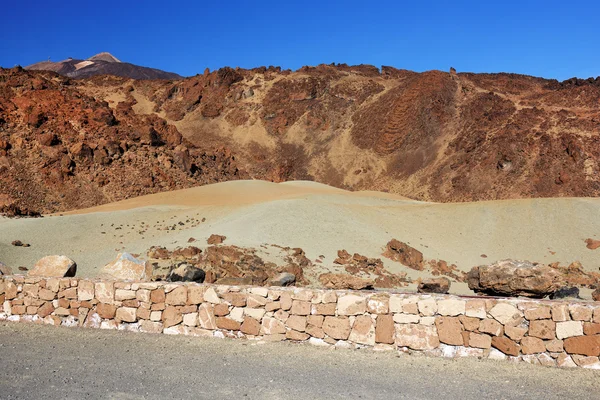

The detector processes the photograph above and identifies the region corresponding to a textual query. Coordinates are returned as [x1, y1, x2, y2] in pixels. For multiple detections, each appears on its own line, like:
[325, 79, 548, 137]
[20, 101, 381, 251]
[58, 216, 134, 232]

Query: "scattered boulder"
[467, 259, 562, 298]
[592, 288, 600, 302]
[11, 240, 30, 247]
[550, 287, 581, 300]
[168, 263, 205, 283]
[318, 273, 373, 290]
[585, 238, 600, 250]
[28, 255, 76, 277]
[100, 253, 151, 281]
[0, 262, 13, 275]
[382, 239, 424, 270]
[207, 234, 226, 245]
[418, 277, 450, 294]
[269, 272, 296, 287]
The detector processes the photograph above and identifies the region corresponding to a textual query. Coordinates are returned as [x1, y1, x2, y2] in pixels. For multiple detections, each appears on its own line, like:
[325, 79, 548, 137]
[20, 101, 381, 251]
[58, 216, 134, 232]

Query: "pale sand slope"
[1, 180, 598, 296]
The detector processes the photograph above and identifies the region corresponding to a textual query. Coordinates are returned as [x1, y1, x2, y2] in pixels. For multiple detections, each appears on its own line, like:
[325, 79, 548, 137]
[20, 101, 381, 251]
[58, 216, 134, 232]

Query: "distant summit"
[26, 52, 182, 80]
[87, 52, 121, 63]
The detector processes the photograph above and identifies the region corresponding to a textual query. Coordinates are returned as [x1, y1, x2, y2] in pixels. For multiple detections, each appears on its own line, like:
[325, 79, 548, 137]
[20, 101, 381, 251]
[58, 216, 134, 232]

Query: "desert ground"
[1, 180, 598, 297]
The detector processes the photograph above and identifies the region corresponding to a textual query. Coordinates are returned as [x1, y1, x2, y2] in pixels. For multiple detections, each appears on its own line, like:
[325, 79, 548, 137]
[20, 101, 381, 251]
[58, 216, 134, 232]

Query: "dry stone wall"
[1, 275, 599, 369]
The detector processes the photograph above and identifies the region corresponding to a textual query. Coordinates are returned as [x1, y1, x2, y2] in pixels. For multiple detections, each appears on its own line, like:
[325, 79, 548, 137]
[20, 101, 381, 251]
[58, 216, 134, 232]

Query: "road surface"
[0, 322, 598, 399]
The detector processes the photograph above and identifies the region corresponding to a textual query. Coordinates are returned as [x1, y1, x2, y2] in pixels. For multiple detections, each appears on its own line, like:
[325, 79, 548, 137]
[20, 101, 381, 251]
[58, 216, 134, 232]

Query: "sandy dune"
[1, 180, 598, 296]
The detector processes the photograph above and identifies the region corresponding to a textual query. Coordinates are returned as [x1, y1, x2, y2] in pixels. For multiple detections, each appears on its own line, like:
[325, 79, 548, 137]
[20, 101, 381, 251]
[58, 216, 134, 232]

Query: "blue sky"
[0, 0, 598, 80]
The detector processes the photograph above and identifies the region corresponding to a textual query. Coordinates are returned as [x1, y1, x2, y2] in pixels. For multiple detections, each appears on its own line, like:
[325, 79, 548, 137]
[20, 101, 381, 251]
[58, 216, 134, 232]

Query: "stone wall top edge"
[1, 274, 599, 307]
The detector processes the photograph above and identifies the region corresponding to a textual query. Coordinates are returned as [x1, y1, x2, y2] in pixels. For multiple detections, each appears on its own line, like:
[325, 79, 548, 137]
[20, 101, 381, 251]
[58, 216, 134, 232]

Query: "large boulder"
[0, 262, 13, 275]
[168, 263, 205, 283]
[467, 259, 562, 298]
[28, 255, 76, 277]
[100, 253, 151, 281]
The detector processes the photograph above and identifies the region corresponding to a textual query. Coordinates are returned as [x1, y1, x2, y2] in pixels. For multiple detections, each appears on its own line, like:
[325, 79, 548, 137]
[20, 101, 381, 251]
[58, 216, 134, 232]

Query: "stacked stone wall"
[1, 275, 599, 369]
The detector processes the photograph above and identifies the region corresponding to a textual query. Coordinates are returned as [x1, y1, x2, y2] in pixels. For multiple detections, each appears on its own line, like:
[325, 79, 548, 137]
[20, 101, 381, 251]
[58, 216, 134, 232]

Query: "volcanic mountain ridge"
[0, 63, 599, 215]
[25, 52, 182, 80]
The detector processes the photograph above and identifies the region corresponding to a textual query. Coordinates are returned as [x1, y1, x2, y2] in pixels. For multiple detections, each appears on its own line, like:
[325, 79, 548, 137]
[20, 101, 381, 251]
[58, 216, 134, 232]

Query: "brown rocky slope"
[1, 64, 599, 214]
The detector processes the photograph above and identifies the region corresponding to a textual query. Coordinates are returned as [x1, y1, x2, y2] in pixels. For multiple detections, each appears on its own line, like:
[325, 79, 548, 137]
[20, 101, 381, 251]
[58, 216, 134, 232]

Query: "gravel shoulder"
[0, 322, 598, 400]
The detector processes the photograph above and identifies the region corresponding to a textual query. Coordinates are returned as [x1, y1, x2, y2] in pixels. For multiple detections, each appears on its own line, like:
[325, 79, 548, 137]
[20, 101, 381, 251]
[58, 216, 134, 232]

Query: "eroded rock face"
[100, 253, 151, 281]
[28, 255, 76, 277]
[3, 66, 600, 215]
[467, 259, 562, 298]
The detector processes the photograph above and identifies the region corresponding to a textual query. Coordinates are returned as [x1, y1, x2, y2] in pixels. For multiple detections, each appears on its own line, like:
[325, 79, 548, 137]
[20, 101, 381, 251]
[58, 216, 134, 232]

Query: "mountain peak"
[87, 52, 121, 63]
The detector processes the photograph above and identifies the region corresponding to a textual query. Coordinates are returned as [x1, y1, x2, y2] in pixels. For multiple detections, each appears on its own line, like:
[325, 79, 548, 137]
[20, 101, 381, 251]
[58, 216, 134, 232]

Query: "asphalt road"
[0, 322, 598, 400]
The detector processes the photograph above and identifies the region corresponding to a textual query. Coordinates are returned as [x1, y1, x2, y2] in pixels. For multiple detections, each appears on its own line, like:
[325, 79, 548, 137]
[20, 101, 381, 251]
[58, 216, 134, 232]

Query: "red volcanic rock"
[585, 238, 600, 250]
[38, 133, 58, 146]
[3, 65, 600, 215]
[207, 234, 226, 245]
[383, 239, 424, 270]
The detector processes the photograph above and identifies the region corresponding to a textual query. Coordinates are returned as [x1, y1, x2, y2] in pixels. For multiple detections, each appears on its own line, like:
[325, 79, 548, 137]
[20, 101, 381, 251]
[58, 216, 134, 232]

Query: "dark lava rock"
[417, 277, 451, 294]
[168, 263, 205, 283]
[549, 287, 580, 300]
[269, 272, 296, 287]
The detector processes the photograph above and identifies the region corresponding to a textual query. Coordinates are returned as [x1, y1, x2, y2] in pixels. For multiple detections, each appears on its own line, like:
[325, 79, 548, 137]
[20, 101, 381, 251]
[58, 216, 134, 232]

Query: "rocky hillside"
[1, 64, 599, 214]
[26, 52, 182, 80]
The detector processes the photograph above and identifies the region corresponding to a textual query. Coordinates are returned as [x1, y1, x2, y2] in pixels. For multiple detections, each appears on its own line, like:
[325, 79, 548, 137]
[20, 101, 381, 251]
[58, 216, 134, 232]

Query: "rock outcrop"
[3, 66, 600, 215]
[146, 244, 308, 287]
[467, 259, 562, 298]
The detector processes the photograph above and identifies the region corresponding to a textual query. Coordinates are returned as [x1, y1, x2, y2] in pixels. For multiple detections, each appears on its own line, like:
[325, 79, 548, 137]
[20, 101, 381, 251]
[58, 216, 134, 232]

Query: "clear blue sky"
[1, 0, 598, 80]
